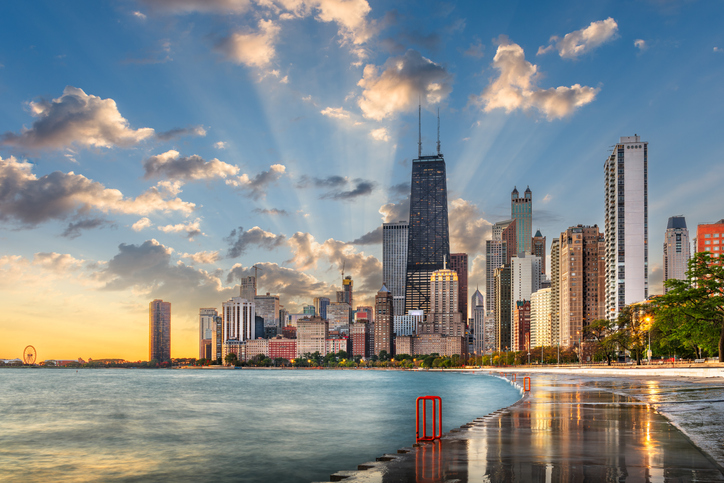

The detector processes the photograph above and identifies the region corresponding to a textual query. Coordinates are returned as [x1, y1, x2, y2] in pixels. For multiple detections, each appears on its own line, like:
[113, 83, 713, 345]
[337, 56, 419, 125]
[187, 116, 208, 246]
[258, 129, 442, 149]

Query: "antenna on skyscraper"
[436, 107, 441, 155]
[418, 100, 422, 158]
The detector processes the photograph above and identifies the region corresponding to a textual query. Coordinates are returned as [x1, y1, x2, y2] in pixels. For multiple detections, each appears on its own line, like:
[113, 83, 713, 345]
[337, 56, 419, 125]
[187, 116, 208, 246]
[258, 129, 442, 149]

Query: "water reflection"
[390, 375, 723, 482]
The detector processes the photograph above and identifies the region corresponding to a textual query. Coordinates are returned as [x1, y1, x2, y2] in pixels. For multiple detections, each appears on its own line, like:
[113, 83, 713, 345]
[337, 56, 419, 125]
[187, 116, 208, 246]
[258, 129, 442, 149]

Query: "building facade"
[351, 321, 372, 358]
[512, 300, 531, 352]
[604, 135, 649, 320]
[549, 238, 561, 348]
[199, 308, 218, 360]
[532, 230, 546, 276]
[374, 284, 394, 356]
[696, 219, 724, 265]
[383, 221, 409, 316]
[326, 302, 351, 329]
[511, 253, 541, 321]
[240, 276, 256, 302]
[471, 288, 490, 356]
[393, 310, 424, 337]
[511, 187, 532, 255]
[663, 216, 691, 291]
[494, 264, 512, 352]
[149, 299, 171, 361]
[449, 253, 468, 320]
[530, 288, 551, 348]
[313, 297, 330, 320]
[559, 225, 606, 348]
[424, 265, 463, 336]
[222, 297, 256, 343]
[296, 317, 329, 357]
[405, 154, 450, 314]
[254, 293, 280, 327]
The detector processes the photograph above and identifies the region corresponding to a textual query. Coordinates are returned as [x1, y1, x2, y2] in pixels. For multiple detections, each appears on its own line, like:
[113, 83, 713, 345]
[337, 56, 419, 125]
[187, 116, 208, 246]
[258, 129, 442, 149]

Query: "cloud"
[349, 225, 382, 245]
[537, 18, 618, 59]
[296, 175, 347, 189]
[216, 19, 280, 68]
[369, 127, 390, 142]
[225, 226, 287, 258]
[32, 252, 85, 272]
[225, 164, 286, 198]
[357, 50, 453, 120]
[181, 250, 221, 265]
[0, 155, 194, 227]
[1, 86, 154, 150]
[379, 195, 409, 223]
[143, 150, 239, 181]
[253, 207, 289, 216]
[320, 106, 352, 119]
[133, 11, 147, 19]
[226, 262, 332, 307]
[477, 37, 599, 120]
[132, 217, 153, 232]
[463, 39, 485, 59]
[214, 141, 227, 149]
[714, 47, 723, 53]
[634, 39, 647, 51]
[155, 125, 206, 141]
[286, 232, 382, 293]
[320, 178, 375, 200]
[61, 217, 109, 239]
[389, 182, 410, 197]
[158, 218, 204, 240]
[140, 0, 252, 14]
[541, 193, 552, 203]
[448, 198, 492, 255]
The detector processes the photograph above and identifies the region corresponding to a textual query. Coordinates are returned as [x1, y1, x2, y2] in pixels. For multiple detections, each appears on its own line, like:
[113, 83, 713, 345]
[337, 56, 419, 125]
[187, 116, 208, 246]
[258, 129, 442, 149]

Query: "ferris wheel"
[23, 345, 37, 365]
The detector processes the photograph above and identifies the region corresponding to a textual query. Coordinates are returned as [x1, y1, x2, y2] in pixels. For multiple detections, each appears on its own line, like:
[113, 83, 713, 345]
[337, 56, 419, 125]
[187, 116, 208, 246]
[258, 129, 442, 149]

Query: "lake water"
[0, 368, 520, 482]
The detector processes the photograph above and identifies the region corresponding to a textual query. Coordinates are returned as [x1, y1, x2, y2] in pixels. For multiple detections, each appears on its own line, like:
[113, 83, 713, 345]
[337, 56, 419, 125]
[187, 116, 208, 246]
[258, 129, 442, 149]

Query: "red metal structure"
[416, 396, 442, 442]
[524, 376, 531, 391]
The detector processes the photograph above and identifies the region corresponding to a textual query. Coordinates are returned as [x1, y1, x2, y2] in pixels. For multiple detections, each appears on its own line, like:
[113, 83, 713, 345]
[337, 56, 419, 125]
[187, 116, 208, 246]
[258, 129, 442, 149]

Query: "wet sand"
[323, 373, 724, 482]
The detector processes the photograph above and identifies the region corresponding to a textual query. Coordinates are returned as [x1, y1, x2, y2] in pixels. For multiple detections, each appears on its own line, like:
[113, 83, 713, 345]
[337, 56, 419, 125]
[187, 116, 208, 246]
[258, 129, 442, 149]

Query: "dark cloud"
[399, 31, 440, 50]
[226, 164, 286, 199]
[226, 262, 330, 298]
[349, 225, 383, 245]
[296, 175, 348, 189]
[154, 125, 206, 141]
[321, 179, 375, 201]
[142, 151, 238, 181]
[390, 182, 410, 197]
[253, 208, 289, 216]
[225, 226, 286, 259]
[61, 218, 110, 239]
[0, 86, 153, 150]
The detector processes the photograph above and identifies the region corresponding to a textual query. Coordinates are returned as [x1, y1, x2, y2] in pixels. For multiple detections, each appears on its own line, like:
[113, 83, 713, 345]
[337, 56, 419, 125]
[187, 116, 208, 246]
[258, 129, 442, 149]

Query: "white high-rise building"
[663, 216, 690, 292]
[383, 221, 408, 316]
[530, 288, 551, 348]
[222, 297, 256, 343]
[605, 135, 649, 319]
[393, 310, 424, 336]
[240, 276, 256, 301]
[199, 308, 218, 359]
[511, 253, 541, 313]
[254, 293, 280, 327]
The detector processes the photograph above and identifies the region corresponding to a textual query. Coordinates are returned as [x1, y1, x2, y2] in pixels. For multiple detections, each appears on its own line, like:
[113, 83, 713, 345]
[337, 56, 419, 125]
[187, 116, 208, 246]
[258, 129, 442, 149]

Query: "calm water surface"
[0, 368, 519, 482]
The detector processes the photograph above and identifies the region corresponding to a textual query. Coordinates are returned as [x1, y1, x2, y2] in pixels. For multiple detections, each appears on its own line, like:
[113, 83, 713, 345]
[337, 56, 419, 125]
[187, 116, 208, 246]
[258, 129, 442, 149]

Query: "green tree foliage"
[224, 353, 237, 366]
[653, 252, 724, 362]
[584, 319, 620, 365]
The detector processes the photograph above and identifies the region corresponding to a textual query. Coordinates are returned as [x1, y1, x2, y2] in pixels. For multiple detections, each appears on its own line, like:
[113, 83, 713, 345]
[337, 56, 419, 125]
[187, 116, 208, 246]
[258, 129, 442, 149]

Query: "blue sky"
[1, 0, 723, 359]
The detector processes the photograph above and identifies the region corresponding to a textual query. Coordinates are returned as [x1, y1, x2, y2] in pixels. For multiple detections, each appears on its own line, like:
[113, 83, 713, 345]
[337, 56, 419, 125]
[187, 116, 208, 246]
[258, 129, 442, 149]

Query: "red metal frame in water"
[524, 376, 531, 391]
[415, 396, 442, 442]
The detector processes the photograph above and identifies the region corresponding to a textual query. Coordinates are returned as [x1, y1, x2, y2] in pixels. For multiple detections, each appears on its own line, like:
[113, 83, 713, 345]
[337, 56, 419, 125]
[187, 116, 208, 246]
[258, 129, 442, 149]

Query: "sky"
[1, 0, 723, 361]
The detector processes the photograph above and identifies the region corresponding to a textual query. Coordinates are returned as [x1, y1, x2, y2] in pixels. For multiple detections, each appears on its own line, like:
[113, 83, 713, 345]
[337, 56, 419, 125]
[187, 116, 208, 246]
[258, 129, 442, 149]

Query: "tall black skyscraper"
[404, 109, 450, 314]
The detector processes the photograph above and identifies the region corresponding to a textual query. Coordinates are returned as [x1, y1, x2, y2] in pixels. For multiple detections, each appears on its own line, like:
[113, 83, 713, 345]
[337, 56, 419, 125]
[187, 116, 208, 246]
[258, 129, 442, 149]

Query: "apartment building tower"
[149, 299, 171, 361]
[383, 221, 409, 316]
[663, 216, 690, 291]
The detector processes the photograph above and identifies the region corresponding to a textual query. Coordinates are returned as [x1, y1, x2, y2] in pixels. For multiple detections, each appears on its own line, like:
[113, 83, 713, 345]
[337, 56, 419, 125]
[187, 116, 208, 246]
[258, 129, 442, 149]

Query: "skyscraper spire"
[437, 107, 441, 155]
[418, 100, 422, 158]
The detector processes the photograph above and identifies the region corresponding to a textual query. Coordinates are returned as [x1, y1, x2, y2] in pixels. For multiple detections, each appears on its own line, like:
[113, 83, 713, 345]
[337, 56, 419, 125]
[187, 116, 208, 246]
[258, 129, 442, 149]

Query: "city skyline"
[1, 1, 724, 360]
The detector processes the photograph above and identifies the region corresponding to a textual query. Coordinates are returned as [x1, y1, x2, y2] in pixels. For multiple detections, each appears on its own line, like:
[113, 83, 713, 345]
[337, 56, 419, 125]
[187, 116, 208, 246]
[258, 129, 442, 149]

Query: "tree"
[584, 319, 619, 365]
[224, 353, 238, 366]
[653, 252, 724, 362]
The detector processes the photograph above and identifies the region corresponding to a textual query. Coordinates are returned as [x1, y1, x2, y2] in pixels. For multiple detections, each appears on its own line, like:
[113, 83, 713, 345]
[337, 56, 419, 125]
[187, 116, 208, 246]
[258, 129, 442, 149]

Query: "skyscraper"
[486, 219, 515, 313]
[254, 293, 280, 327]
[559, 225, 605, 347]
[530, 288, 551, 348]
[664, 216, 691, 291]
[149, 299, 171, 361]
[550, 238, 561, 348]
[511, 253, 541, 316]
[313, 297, 330, 320]
[605, 135, 649, 319]
[449, 253, 468, 320]
[336, 276, 353, 308]
[511, 187, 532, 254]
[199, 308, 218, 360]
[240, 276, 256, 301]
[383, 221, 408, 316]
[405, 152, 450, 314]
[374, 284, 394, 356]
[494, 264, 511, 352]
[532, 230, 546, 276]
[222, 297, 256, 342]
[423, 264, 464, 337]
[471, 288, 489, 356]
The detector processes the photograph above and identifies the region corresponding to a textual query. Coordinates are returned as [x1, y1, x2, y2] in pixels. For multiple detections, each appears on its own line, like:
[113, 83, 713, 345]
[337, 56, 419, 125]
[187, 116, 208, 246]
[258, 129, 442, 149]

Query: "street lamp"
[645, 315, 653, 365]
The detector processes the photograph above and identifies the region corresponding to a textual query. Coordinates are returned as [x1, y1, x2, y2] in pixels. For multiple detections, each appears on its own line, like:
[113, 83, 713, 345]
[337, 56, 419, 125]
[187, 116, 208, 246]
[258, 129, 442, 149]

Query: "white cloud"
[143, 150, 239, 181]
[216, 19, 280, 68]
[132, 217, 153, 232]
[181, 250, 221, 264]
[357, 50, 453, 120]
[226, 164, 286, 199]
[478, 38, 599, 120]
[140, 0, 252, 14]
[538, 18, 618, 59]
[320, 106, 351, 119]
[369, 127, 390, 142]
[0, 155, 194, 227]
[542, 194, 552, 203]
[158, 218, 204, 240]
[634, 39, 647, 51]
[714, 47, 723, 53]
[0, 86, 154, 150]
[133, 11, 147, 19]
[32, 252, 85, 272]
